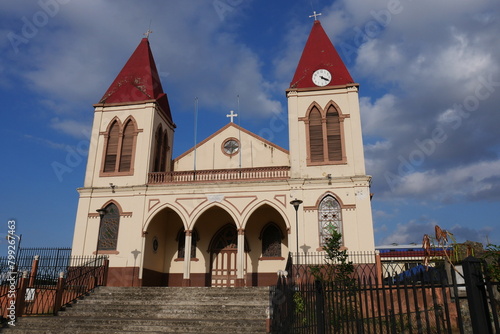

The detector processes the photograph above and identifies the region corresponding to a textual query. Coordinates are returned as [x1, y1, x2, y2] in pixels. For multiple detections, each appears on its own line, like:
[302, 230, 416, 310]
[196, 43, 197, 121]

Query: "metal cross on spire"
[226, 110, 238, 123]
[309, 11, 322, 20]
[144, 29, 153, 39]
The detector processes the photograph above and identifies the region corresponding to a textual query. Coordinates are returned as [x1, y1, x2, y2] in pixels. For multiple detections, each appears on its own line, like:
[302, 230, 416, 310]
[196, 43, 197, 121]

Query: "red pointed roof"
[98, 38, 172, 121]
[290, 20, 354, 89]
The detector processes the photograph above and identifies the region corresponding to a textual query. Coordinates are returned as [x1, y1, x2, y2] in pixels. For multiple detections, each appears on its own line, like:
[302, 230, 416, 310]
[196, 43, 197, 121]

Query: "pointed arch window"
[103, 121, 120, 172]
[160, 131, 168, 172]
[98, 203, 120, 250]
[306, 103, 345, 164]
[102, 117, 138, 175]
[152, 125, 169, 172]
[318, 196, 342, 246]
[260, 223, 283, 257]
[119, 120, 135, 172]
[308, 106, 324, 162]
[153, 125, 163, 172]
[326, 105, 342, 161]
[177, 229, 198, 259]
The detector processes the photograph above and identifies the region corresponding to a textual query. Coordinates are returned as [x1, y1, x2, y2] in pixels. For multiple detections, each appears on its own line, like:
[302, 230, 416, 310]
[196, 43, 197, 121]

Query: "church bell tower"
[83, 37, 175, 189]
[287, 18, 375, 252]
[287, 19, 366, 180]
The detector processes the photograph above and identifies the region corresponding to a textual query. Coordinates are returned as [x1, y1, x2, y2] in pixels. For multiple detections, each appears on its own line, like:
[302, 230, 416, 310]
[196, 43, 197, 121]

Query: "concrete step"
[93, 287, 269, 297]
[2, 319, 266, 334]
[1, 317, 267, 333]
[2, 286, 270, 333]
[59, 304, 266, 319]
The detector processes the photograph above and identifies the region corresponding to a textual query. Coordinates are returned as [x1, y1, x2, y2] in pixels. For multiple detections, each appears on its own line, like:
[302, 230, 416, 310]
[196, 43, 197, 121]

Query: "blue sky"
[1, 0, 499, 254]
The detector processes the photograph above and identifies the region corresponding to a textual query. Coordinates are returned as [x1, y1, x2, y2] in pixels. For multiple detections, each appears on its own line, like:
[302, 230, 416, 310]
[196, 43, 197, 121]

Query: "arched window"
[261, 223, 282, 257]
[98, 203, 120, 250]
[318, 196, 342, 246]
[103, 121, 120, 172]
[307, 103, 344, 164]
[160, 131, 168, 172]
[152, 126, 169, 172]
[308, 106, 324, 162]
[102, 118, 137, 174]
[153, 125, 163, 172]
[177, 229, 198, 259]
[326, 105, 342, 161]
[119, 120, 135, 172]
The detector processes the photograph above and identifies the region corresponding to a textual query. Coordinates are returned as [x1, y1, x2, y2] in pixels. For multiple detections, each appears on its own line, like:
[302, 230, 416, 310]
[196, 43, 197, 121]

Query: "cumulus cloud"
[23, 134, 66, 151]
[379, 219, 436, 246]
[50, 118, 91, 140]
[380, 160, 500, 203]
[338, 0, 500, 207]
[379, 219, 492, 246]
[2, 1, 283, 124]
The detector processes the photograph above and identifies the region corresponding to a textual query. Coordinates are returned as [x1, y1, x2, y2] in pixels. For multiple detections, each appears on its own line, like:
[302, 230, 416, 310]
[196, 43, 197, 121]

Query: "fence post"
[462, 256, 493, 334]
[315, 280, 326, 334]
[15, 271, 29, 318]
[53, 272, 66, 315]
[375, 252, 382, 286]
[28, 255, 39, 287]
[102, 258, 109, 286]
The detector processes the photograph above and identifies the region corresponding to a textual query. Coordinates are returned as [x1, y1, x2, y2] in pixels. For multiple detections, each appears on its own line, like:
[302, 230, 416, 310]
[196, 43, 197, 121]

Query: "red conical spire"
[290, 20, 354, 89]
[98, 38, 172, 121]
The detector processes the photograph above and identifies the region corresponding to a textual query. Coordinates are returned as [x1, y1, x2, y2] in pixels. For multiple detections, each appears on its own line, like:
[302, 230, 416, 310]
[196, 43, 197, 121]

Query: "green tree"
[483, 244, 500, 283]
[310, 223, 355, 286]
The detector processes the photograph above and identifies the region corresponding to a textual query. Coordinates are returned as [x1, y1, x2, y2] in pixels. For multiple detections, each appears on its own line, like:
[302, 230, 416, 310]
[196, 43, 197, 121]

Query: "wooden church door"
[209, 225, 240, 287]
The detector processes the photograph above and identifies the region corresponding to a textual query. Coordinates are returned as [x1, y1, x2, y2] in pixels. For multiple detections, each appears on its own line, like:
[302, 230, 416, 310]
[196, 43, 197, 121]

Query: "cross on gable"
[226, 110, 238, 123]
[309, 11, 322, 20]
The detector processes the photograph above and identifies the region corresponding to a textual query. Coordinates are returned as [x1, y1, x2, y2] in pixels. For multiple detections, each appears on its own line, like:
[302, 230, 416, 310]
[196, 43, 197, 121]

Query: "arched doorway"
[142, 207, 184, 286]
[209, 224, 246, 287]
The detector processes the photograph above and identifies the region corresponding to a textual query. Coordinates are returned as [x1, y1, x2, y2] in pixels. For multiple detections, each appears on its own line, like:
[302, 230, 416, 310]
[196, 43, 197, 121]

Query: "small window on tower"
[101, 117, 138, 175]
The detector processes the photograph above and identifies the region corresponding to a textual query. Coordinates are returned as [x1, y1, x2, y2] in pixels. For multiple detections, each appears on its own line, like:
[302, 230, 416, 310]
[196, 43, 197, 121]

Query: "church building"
[70, 19, 375, 287]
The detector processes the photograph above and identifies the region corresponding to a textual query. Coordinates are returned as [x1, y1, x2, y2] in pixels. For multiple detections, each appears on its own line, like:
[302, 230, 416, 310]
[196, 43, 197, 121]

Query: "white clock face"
[312, 69, 332, 87]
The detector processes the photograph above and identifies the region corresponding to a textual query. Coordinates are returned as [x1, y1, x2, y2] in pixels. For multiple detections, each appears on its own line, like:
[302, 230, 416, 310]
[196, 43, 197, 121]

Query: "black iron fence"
[270, 253, 500, 333]
[17, 247, 72, 261]
[0, 252, 108, 322]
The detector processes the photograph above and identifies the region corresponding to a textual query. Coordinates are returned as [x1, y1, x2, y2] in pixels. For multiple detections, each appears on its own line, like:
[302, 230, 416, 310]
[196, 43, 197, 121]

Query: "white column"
[237, 229, 245, 282]
[183, 230, 192, 280]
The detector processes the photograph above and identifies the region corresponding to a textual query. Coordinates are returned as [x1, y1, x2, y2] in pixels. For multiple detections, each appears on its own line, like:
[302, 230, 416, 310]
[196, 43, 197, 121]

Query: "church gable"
[173, 123, 289, 171]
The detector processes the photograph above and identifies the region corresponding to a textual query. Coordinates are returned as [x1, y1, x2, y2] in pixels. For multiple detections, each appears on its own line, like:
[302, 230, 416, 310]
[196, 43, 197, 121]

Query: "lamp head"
[290, 199, 303, 211]
[96, 208, 107, 219]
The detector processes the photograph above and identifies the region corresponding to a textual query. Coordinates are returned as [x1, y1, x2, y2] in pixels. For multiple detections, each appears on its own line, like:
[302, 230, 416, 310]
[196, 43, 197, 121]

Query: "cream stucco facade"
[71, 21, 375, 287]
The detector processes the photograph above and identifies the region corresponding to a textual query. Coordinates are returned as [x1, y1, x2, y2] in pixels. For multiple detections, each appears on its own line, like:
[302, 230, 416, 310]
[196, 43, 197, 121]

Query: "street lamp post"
[95, 208, 107, 263]
[290, 199, 303, 254]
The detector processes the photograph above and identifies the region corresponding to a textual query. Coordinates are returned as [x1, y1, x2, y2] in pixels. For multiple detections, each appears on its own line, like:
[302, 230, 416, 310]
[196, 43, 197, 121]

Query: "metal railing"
[148, 166, 290, 184]
[0, 254, 108, 321]
[270, 252, 500, 334]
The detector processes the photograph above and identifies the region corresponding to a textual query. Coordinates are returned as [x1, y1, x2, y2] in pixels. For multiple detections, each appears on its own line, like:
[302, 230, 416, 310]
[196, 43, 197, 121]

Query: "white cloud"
[23, 134, 66, 151]
[382, 160, 500, 203]
[50, 118, 91, 140]
[379, 220, 436, 245]
[337, 0, 500, 209]
[359, 94, 398, 136]
[3, 1, 283, 124]
[380, 219, 493, 246]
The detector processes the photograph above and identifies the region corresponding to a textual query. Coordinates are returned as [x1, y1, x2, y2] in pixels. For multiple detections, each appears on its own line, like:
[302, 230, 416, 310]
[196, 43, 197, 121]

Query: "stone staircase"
[1, 286, 270, 333]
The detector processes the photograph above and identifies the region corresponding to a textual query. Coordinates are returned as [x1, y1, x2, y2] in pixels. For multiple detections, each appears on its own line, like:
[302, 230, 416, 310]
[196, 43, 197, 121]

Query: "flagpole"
[237, 95, 242, 169]
[194, 97, 198, 173]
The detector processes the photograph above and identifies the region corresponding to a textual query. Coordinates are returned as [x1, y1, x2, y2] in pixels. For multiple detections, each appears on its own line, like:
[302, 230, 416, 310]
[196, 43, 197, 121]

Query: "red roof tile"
[99, 38, 172, 121]
[290, 20, 354, 89]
